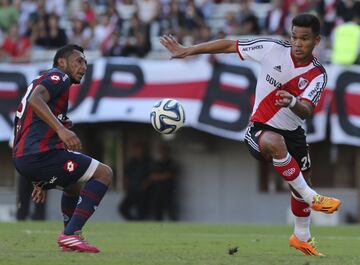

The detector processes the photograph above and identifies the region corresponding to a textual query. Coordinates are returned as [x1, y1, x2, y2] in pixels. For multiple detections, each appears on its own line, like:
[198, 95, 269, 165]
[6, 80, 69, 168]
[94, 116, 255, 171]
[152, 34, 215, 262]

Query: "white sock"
[294, 216, 311, 242]
[288, 174, 317, 205]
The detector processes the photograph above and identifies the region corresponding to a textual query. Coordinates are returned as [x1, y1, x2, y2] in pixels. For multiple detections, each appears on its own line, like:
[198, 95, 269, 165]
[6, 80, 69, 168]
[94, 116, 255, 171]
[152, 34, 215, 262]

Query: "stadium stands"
[1, 0, 358, 64]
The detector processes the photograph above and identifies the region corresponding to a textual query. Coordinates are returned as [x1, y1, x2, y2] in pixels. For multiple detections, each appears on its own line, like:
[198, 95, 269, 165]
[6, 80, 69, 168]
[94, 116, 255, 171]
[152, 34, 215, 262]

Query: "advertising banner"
[0, 57, 359, 145]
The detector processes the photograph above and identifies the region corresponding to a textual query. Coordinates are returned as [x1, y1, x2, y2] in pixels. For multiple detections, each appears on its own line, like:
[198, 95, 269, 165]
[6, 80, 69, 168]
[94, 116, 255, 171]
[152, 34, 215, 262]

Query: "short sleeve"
[237, 38, 278, 63]
[39, 72, 70, 100]
[301, 72, 327, 107]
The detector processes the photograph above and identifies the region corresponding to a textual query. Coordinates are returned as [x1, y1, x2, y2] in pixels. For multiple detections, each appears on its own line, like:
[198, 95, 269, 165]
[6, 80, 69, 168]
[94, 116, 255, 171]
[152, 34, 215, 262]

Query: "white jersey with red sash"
[237, 38, 327, 131]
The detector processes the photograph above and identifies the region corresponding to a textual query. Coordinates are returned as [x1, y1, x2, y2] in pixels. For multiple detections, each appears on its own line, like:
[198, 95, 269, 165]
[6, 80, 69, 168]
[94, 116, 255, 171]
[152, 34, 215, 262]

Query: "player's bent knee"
[92, 163, 113, 186]
[104, 164, 113, 180]
[102, 164, 113, 184]
[260, 131, 286, 154]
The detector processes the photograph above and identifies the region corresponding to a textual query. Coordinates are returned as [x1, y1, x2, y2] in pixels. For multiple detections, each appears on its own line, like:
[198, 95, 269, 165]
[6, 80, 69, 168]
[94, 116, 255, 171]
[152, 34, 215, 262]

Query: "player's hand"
[56, 127, 82, 151]
[31, 185, 47, 203]
[160, 35, 189, 59]
[275, 90, 294, 108]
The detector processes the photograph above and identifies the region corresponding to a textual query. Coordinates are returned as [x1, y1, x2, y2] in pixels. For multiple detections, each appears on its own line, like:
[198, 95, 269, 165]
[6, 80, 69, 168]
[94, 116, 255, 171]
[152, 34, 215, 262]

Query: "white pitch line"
[21, 230, 360, 241]
[23, 229, 57, 235]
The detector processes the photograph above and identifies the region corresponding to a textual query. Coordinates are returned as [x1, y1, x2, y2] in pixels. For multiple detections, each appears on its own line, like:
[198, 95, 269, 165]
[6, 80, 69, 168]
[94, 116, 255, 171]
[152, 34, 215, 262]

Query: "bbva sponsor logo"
[266, 74, 282, 88]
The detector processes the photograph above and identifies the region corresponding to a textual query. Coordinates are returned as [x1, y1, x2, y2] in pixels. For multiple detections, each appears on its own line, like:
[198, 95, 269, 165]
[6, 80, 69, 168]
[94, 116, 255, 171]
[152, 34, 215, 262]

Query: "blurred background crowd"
[0, 0, 360, 64]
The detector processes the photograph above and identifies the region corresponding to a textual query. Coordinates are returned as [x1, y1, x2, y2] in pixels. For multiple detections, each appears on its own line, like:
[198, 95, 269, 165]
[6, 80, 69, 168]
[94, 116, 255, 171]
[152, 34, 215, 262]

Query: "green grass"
[0, 222, 359, 265]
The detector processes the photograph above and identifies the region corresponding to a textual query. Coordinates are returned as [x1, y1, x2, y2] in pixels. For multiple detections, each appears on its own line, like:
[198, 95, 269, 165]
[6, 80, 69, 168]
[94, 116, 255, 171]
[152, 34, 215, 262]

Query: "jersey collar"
[290, 51, 314, 68]
[54, 67, 71, 83]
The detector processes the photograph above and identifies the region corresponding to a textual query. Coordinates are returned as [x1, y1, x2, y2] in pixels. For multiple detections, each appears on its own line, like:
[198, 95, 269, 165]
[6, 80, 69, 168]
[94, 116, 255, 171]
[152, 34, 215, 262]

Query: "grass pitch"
[0, 222, 359, 265]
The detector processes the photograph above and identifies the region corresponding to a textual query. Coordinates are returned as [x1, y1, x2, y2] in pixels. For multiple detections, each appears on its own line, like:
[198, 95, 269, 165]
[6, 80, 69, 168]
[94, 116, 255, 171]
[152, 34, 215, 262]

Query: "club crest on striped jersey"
[298, 77, 309, 90]
[49, 74, 61, 84]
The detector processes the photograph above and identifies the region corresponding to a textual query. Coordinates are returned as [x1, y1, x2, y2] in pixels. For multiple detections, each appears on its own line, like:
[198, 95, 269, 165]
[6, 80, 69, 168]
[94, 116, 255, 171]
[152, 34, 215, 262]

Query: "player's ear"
[57, 58, 67, 69]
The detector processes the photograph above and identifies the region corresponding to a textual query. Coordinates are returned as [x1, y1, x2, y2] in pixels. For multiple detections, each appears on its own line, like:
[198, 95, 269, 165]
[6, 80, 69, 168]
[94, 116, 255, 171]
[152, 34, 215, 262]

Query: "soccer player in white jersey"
[160, 13, 341, 256]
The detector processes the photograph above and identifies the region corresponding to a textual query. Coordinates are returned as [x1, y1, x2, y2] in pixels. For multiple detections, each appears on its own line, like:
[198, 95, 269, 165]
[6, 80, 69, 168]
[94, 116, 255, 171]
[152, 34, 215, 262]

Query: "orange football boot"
[289, 234, 325, 257]
[311, 194, 341, 214]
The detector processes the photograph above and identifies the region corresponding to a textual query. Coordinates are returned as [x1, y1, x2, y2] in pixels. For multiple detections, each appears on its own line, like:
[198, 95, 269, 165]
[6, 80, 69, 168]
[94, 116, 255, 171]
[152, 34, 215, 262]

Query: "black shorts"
[244, 122, 311, 171]
[14, 149, 99, 190]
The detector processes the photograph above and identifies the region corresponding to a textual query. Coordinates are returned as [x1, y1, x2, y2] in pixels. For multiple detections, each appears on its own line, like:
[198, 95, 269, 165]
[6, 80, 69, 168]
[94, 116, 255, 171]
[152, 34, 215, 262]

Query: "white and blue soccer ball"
[150, 98, 185, 134]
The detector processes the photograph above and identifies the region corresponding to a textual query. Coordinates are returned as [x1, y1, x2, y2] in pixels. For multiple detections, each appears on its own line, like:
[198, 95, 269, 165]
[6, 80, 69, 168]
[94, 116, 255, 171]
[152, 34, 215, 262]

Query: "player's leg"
[58, 161, 112, 253]
[286, 141, 312, 246]
[259, 131, 340, 212]
[63, 162, 112, 235]
[14, 149, 110, 252]
[288, 169, 324, 256]
[260, 132, 334, 256]
[46, 150, 112, 252]
[283, 135, 334, 256]
[61, 183, 82, 228]
[290, 169, 312, 242]
[259, 130, 317, 204]
[291, 192, 311, 241]
[245, 124, 315, 205]
[245, 123, 339, 256]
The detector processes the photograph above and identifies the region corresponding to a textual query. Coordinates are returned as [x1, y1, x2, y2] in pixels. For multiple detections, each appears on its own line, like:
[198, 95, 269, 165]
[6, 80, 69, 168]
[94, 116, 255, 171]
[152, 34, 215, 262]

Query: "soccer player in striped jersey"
[160, 13, 341, 256]
[13, 45, 112, 253]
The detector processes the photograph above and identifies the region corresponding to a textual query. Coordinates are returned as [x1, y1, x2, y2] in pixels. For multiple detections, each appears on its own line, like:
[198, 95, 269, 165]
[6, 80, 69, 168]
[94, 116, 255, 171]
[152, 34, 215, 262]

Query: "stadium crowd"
[0, 0, 359, 64]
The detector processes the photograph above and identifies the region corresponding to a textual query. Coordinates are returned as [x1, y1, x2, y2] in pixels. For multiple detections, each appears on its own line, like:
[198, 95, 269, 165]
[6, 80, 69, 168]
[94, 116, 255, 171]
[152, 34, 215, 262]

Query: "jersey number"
[300, 153, 311, 171]
[16, 83, 33, 119]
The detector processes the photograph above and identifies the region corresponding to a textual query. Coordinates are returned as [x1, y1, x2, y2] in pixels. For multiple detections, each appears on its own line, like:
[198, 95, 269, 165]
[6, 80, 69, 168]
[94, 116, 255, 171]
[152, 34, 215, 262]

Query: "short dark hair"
[292, 13, 320, 36]
[53, 44, 84, 67]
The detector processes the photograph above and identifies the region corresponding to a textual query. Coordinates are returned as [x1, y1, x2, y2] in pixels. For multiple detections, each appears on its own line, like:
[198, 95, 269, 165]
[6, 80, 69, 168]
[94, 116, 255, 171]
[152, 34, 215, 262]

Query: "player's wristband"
[288, 95, 297, 108]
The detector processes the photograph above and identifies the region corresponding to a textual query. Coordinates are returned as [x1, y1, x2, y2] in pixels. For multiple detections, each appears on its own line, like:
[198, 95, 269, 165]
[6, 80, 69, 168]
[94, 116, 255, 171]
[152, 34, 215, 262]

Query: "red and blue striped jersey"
[13, 68, 71, 158]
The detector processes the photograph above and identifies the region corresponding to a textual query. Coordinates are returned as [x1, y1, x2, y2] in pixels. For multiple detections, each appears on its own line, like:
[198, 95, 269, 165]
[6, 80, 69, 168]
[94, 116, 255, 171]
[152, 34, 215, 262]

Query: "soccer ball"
[150, 98, 185, 134]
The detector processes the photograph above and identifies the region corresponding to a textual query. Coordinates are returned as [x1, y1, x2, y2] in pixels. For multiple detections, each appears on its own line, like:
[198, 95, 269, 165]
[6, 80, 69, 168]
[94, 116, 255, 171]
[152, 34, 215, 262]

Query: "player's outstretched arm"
[28, 85, 82, 151]
[160, 35, 237, 59]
